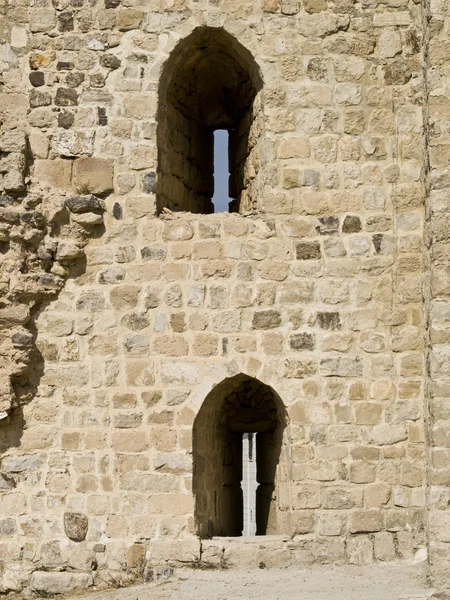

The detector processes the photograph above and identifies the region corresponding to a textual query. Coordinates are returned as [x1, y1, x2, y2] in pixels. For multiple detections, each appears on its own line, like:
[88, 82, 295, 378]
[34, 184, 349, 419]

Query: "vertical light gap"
[212, 129, 231, 213]
[242, 433, 257, 536]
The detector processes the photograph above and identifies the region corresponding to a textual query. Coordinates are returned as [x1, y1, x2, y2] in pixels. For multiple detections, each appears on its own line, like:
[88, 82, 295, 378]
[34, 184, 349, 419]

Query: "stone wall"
[0, 0, 445, 594]
[425, 0, 450, 590]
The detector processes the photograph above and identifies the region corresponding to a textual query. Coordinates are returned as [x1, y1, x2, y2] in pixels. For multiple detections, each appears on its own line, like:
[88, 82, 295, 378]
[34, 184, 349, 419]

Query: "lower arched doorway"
[193, 374, 290, 538]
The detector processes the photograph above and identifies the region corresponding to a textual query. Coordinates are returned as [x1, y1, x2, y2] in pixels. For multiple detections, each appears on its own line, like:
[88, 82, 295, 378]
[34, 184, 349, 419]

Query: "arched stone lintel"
[185, 359, 286, 422]
[158, 22, 264, 86]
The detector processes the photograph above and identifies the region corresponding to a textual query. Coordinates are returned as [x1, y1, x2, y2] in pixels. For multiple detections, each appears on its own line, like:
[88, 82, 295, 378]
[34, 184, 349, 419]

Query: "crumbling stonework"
[0, 0, 448, 595]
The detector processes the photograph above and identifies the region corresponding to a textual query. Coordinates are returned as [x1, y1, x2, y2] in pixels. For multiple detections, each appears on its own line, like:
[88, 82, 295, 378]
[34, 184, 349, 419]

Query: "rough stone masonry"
[0, 0, 450, 595]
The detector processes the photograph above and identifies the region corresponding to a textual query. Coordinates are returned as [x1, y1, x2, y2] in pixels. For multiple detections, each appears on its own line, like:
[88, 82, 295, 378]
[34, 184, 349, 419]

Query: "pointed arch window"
[193, 375, 290, 538]
[156, 27, 263, 215]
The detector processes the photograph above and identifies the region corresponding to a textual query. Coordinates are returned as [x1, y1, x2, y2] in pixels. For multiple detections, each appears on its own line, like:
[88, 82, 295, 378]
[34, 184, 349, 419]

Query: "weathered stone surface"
[0, 517, 16, 537]
[296, 242, 321, 260]
[55, 88, 78, 106]
[29, 572, 93, 594]
[64, 512, 88, 542]
[252, 310, 282, 330]
[34, 159, 72, 188]
[51, 130, 94, 157]
[1, 455, 45, 473]
[65, 195, 106, 214]
[73, 158, 114, 195]
[0, 473, 16, 490]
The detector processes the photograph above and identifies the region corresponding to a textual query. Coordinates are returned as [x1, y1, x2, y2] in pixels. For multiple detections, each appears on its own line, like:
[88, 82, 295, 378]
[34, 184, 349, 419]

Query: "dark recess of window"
[156, 27, 262, 215]
[193, 374, 288, 538]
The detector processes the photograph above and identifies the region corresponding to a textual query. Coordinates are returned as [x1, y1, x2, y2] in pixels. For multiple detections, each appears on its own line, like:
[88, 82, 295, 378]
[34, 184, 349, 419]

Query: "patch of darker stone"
[129, 53, 148, 63]
[90, 73, 106, 88]
[0, 518, 16, 537]
[0, 196, 15, 207]
[322, 109, 339, 133]
[66, 72, 85, 88]
[342, 215, 361, 233]
[100, 54, 121, 70]
[143, 172, 156, 194]
[57, 61, 74, 71]
[317, 312, 341, 330]
[105, 0, 121, 6]
[405, 28, 421, 54]
[99, 268, 124, 284]
[171, 313, 185, 333]
[430, 19, 443, 37]
[58, 11, 74, 31]
[307, 57, 328, 82]
[12, 331, 33, 348]
[252, 310, 282, 330]
[142, 391, 162, 407]
[222, 337, 228, 355]
[76, 291, 105, 311]
[64, 512, 88, 542]
[121, 313, 150, 331]
[113, 202, 122, 220]
[144, 291, 160, 310]
[145, 567, 173, 584]
[98, 107, 108, 126]
[289, 333, 315, 351]
[0, 473, 16, 491]
[309, 425, 326, 445]
[141, 246, 167, 261]
[55, 88, 78, 106]
[296, 241, 321, 260]
[29, 71, 45, 87]
[372, 234, 383, 254]
[21, 211, 45, 228]
[39, 273, 65, 291]
[29, 90, 51, 108]
[263, 220, 276, 235]
[65, 195, 106, 214]
[58, 111, 74, 129]
[303, 169, 320, 188]
[316, 216, 339, 235]
[384, 60, 412, 86]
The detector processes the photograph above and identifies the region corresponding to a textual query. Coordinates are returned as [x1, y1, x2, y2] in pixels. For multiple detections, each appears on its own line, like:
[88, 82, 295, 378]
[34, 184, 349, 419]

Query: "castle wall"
[0, 0, 442, 593]
[425, 0, 450, 589]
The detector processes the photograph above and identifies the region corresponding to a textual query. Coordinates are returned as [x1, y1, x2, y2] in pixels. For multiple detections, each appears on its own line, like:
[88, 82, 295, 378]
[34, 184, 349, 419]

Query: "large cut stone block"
[34, 159, 72, 189]
[30, 572, 93, 595]
[73, 158, 114, 195]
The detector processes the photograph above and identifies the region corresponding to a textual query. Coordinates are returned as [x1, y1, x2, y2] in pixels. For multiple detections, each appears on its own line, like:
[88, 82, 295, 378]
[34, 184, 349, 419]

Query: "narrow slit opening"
[242, 432, 257, 536]
[212, 129, 232, 213]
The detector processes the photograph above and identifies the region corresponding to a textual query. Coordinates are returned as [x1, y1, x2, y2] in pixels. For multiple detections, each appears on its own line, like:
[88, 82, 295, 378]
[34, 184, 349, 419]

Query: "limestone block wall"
[0, 0, 443, 593]
[425, 0, 450, 589]
[2, 208, 429, 583]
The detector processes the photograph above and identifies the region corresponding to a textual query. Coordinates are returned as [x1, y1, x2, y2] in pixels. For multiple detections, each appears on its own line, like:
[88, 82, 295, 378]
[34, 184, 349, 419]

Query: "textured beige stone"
[0, 0, 442, 589]
[73, 158, 114, 195]
[34, 159, 72, 189]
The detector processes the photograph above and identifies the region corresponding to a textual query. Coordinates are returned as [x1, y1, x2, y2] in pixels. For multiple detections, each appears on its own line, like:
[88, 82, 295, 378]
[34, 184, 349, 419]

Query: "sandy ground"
[67, 563, 434, 600]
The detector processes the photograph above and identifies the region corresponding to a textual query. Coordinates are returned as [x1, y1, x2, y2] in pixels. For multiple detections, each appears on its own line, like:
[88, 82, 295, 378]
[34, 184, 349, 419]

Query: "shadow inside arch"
[192, 373, 290, 539]
[156, 26, 264, 215]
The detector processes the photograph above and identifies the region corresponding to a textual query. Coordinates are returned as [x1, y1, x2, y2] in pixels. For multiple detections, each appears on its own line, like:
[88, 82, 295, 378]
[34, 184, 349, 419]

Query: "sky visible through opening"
[212, 129, 231, 213]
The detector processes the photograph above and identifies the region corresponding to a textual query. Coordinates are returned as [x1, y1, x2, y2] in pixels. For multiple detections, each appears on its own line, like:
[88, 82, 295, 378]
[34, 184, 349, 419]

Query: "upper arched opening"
[156, 27, 263, 215]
